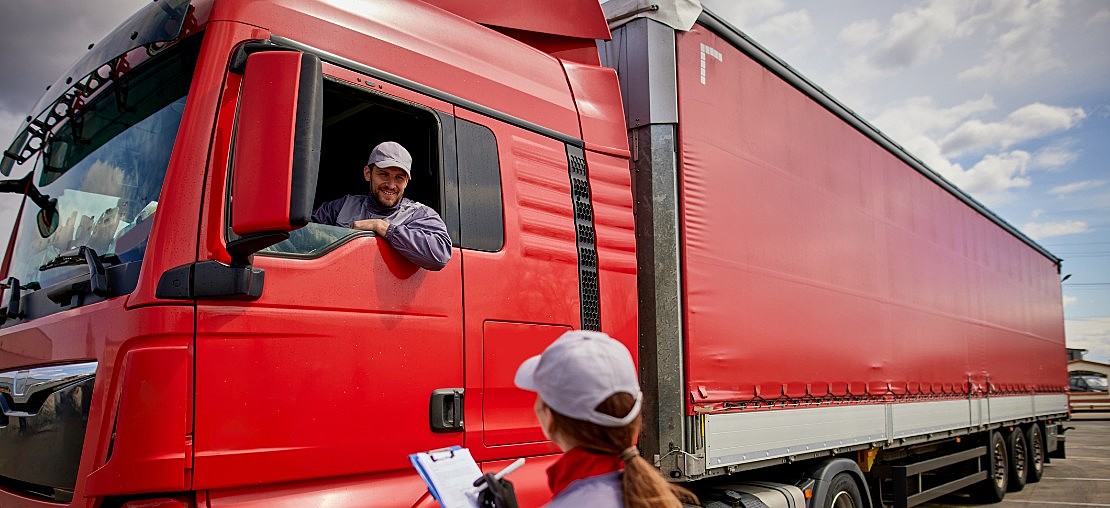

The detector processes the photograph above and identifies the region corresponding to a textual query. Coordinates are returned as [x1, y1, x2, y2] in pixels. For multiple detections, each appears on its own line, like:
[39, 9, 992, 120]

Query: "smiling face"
[364, 164, 409, 207]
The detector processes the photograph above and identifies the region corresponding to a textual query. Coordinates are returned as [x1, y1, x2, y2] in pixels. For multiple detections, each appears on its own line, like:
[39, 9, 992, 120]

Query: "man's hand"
[352, 218, 390, 236]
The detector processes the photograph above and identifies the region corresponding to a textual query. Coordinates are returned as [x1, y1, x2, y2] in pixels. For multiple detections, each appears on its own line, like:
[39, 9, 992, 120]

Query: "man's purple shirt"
[312, 194, 452, 270]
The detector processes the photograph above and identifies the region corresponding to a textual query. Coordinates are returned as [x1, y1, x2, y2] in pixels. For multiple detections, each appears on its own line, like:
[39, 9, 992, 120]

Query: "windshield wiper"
[39, 246, 119, 306]
[39, 247, 120, 272]
[1, 277, 40, 324]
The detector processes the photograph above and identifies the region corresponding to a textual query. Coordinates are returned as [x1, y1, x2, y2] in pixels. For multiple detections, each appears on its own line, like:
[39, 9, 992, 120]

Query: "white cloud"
[1063, 295, 1078, 307]
[838, 19, 881, 48]
[1066, 317, 1110, 364]
[959, 0, 1066, 83]
[940, 103, 1086, 157]
[1021, 219, 1091, 240]
[953, 150, 1034, 196]
[1050, 180, 1107, 197]
[874, 95, 995, 146]
[751, 10, 813, 44]
[1085, 9, 1110, 28]
[869, 1, 977, 70]
[1032, 144, 1080, 169]
[701, 0, 786, 28]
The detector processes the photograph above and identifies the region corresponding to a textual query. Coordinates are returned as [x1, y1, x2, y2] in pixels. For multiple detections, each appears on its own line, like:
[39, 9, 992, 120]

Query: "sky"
[1, 0, 1108, 363]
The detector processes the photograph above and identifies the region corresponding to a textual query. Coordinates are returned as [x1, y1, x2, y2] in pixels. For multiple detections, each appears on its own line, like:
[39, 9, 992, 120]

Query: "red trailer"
[603, 7, 1068, 505]
[0, 1, 1067, 507]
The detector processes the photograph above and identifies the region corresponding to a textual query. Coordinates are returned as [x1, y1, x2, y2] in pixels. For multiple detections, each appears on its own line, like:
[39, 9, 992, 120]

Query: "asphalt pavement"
[923, 412, 1110, 508]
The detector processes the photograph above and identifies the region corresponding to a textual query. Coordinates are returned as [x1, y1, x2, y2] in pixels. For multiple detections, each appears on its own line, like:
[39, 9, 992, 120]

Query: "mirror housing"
[228, 49, 322, 263]
[36, 205, 59, 238]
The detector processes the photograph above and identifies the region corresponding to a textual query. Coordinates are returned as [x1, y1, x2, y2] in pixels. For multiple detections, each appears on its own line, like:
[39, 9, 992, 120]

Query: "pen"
[471, 457, 526, 491]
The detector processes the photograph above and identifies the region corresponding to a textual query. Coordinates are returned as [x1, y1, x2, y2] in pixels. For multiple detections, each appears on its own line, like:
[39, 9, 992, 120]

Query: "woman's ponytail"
[621, 449, 696, 508]
[546, 394, 698, 508]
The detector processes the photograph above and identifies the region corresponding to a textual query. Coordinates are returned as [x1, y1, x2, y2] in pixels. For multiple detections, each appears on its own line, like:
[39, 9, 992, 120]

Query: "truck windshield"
[4, 38, 198, 293]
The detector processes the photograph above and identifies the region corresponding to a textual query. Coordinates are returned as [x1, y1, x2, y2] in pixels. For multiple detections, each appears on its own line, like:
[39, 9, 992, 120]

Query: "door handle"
[430, 388, 464, 432]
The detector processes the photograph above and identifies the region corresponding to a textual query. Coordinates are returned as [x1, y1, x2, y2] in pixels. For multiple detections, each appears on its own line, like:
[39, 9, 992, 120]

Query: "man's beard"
[373, 185, 402, 207]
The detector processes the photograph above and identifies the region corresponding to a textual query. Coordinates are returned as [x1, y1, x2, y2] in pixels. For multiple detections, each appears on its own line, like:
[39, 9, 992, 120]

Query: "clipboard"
[409, 446, 483, 508]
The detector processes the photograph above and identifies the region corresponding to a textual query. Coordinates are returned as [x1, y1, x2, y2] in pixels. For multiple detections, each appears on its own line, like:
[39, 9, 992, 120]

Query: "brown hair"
[545, 393, 698, 508]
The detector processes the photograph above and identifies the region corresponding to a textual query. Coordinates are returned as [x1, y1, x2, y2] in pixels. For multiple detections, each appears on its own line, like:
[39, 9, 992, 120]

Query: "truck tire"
[1007, 427, 1028, 492]
[970, 430, 1008, 502]
[1025, 424, 1045, 484]
[823, 473, 863, 508]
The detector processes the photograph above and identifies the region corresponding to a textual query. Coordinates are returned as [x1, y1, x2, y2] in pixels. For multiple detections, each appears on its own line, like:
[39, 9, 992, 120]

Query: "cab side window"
[456, 119, 502, 252]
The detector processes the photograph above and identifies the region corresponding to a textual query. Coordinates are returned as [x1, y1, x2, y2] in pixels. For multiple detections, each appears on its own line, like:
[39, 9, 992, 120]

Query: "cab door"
[452, 109, 583, 461]
[192, 62, 464, 491]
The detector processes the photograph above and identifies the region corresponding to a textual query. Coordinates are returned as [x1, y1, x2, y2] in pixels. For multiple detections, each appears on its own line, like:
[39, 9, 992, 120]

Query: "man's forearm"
[352, 218, 390, 236]
[384, 224, 452, 270]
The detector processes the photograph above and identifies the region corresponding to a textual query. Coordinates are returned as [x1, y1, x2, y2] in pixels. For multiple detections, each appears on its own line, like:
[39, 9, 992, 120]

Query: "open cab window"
[259, 78, 451, 257]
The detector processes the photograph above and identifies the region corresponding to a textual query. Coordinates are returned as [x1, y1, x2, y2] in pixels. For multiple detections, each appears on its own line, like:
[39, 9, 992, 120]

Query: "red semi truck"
[0, 1, 1068, 507]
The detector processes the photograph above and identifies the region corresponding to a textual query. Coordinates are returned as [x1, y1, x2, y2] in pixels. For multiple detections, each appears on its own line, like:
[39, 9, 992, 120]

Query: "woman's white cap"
[514, 330, 642, 427]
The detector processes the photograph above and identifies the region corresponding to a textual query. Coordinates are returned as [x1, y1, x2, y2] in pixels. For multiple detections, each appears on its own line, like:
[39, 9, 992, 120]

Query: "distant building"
[1067, 348, 1088, 362]
[1068, 359, 1110, 378]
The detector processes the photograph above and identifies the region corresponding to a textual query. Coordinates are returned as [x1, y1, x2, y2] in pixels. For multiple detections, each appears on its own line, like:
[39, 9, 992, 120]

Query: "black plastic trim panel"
[0, 261, 141, 328]
[156, 260, 265, 300]
[567, 145, 601, 331]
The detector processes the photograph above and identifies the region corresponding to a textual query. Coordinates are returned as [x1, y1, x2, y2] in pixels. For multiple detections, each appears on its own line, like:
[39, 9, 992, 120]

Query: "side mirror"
[36, 204, 59, 238]
[228, 50, 322, 263]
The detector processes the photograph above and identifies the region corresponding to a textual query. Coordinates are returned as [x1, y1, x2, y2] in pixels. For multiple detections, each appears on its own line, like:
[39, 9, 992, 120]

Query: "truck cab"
[0, 1, 635, 506]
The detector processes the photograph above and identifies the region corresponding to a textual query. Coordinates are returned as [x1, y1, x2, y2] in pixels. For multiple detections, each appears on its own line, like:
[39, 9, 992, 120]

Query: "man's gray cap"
[368, 141, 412, 177]
[514, 330, 643, 427]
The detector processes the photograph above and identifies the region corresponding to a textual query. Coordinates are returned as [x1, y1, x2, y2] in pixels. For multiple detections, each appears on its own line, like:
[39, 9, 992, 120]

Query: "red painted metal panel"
[192, 239, 464, 489]
[206, 468, 432, 508]
[561, 61, 631, 157]
[585, 150, 639, 346]
[86, 346, 190, 496]
[481, 322, 569, 446]
[675, 25, 1066, 414]
[0, 306, 193, 506]
[455, 107, 579, 462]
[209, 0, 581, 143]
[204, 454, 560, 508]
[420, 0, 610, 40]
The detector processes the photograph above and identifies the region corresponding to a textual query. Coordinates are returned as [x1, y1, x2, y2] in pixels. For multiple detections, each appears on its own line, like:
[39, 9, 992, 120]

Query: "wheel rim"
[993, 439, 1008, 489]
[830, 490, 856, 508]
[1030, 429, 1044, 475]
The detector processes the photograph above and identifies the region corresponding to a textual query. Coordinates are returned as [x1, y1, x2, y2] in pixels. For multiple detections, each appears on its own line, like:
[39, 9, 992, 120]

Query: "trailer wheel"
[1025, 424, 1045, 484]
[1007, 427, 1028, 492]
[823, 473, 863, 508]
[970, 430, 1008, 502]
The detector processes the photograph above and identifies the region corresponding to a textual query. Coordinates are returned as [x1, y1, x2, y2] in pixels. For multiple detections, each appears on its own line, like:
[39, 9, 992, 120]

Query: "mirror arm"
[226, 232, 290, 267]
[0, 173, 57, 213]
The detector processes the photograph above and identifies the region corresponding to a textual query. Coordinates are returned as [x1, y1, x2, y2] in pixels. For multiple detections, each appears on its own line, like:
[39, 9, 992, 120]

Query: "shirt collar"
[546, 447, 623, 496]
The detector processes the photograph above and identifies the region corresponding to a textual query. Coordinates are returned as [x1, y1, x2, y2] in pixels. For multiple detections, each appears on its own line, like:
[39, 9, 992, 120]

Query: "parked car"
[1070, 375, 1109, 392]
